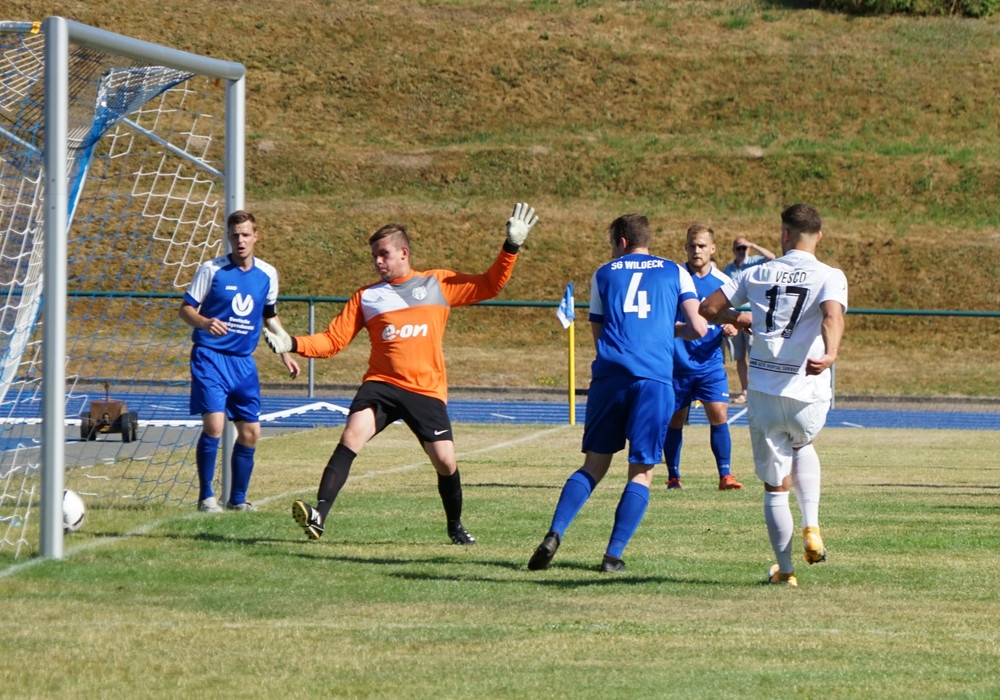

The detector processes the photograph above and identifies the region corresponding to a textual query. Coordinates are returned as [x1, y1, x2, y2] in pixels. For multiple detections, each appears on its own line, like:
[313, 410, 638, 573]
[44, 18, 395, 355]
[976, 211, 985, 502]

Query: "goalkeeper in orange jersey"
[264, 203, 537, 545]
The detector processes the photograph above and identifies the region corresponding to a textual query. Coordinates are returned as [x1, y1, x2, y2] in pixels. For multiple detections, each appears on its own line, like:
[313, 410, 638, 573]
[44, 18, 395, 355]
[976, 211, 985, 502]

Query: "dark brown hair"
[226, 209, 256, 234]
[781, 204, 822, 235]
[609, 214, 651, 252]
[369, 223, 410, 249]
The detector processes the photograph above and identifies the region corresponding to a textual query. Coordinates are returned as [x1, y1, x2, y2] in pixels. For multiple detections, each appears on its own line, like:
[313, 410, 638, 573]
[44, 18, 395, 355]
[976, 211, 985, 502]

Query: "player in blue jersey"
[180, 210, 300, 513]
[527, 214, 707, 573]
[663, 224, 744, 491]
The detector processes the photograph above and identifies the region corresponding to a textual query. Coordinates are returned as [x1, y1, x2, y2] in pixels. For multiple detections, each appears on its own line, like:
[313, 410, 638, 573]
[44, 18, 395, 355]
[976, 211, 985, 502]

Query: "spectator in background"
[722, 236, 775, 404]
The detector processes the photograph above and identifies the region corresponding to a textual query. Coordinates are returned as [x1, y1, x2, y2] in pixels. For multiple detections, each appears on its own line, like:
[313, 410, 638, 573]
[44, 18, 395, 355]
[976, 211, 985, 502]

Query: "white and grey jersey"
[721, 250, 848, 402]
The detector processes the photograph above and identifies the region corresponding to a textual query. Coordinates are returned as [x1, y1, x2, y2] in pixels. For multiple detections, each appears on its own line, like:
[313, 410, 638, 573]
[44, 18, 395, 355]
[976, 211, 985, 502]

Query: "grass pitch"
[2, 422, 999, 698]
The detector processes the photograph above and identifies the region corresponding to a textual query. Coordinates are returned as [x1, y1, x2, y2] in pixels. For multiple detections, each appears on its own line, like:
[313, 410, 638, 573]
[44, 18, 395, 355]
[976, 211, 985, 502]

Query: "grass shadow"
[472, 482, 561, 490]
[281, 548, 738, 587]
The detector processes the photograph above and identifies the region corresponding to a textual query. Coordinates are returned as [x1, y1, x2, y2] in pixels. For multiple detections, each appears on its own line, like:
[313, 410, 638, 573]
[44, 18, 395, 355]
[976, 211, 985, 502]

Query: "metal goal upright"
[0, 17, 246, 560]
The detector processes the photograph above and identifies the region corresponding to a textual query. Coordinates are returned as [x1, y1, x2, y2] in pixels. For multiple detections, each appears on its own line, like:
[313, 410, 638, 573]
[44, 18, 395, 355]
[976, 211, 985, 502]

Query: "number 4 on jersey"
[624, 272, 651, 319]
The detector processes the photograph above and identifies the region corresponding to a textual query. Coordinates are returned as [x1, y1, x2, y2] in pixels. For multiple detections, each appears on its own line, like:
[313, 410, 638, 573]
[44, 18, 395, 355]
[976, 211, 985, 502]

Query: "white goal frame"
[38, 16, 246, 559]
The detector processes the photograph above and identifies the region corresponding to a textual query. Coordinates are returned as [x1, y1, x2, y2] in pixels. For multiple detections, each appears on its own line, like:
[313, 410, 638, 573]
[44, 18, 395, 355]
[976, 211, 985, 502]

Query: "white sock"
[763, 490, 794, 573]
[792, 443, 821, 529]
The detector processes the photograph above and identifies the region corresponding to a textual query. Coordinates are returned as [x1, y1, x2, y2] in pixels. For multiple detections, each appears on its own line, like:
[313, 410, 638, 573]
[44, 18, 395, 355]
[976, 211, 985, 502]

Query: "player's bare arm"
[179, 302, 228, 336]
[805, 299, 845, 376]
[675, 297, 709, 340]
[590, 321, 603, 348]
[699, 289, 751, 332]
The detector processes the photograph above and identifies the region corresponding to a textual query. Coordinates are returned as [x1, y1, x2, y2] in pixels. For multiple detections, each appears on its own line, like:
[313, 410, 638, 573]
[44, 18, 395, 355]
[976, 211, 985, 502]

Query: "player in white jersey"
[699, 204, 847, 586]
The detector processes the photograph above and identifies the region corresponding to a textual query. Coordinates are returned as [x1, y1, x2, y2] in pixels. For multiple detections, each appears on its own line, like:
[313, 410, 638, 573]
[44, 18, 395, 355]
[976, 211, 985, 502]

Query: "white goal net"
[0, 19, 245, 559]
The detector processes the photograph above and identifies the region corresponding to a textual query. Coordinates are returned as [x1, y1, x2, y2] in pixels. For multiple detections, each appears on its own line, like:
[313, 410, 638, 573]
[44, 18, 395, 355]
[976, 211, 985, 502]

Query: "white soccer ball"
[63, 489, 86, 533]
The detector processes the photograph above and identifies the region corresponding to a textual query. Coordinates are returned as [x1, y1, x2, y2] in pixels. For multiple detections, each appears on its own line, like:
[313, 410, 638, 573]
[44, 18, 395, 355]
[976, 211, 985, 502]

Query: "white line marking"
[259, 401, 350, 421]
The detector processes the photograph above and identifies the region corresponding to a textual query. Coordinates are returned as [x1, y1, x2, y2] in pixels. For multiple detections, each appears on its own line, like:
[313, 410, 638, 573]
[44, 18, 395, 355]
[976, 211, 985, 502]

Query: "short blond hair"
[685, 223, 714, 242]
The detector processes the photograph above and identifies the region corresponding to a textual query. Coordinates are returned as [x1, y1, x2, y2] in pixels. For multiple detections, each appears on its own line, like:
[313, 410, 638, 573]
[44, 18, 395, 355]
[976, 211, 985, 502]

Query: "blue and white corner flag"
[556, 282, 575, 329]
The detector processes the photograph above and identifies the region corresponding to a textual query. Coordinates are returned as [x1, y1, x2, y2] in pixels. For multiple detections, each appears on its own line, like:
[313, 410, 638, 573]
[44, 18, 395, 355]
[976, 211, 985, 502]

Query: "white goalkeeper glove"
[262, 326, 293, 354]
[505, 202, 538, 248]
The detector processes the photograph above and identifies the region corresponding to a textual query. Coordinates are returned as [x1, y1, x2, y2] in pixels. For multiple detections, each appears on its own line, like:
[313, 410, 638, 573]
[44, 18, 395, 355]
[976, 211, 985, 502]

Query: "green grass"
[3, 423, 1000, 698]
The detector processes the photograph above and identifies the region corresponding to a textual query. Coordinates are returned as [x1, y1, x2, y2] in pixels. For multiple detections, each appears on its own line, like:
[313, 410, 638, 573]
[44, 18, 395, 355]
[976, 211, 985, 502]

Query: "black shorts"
[349, 381, 453, 443]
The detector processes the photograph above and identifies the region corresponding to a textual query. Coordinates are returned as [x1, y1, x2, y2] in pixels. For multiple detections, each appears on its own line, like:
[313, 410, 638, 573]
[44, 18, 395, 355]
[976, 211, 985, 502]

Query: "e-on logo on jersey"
[382, 323, 429, 341]
[231, 293, 254, 317]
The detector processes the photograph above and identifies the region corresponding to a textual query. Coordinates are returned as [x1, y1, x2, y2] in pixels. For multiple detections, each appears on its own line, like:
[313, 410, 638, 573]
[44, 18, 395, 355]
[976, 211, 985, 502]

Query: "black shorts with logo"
[349, 381, 453, 443]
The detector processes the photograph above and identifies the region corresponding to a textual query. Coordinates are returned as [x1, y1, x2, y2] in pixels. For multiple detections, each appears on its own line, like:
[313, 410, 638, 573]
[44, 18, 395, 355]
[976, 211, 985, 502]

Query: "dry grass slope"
[16, 1, 1000, 396]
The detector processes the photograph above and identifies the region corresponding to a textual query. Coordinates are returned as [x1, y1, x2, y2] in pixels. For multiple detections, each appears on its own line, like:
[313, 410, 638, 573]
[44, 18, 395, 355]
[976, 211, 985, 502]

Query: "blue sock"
[663, 426, 683, 480]
[710, 423, 732, 478]
[550, 469, 597, 536]
[196, 433, 220, 501]
[229, 442, 256, 505]
[606, 481, 650, 559]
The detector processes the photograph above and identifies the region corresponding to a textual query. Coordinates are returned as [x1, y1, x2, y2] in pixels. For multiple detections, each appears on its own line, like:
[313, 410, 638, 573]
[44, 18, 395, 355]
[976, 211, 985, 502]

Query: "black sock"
[316, 443, 356, 520]
[438, 470, 463, 524]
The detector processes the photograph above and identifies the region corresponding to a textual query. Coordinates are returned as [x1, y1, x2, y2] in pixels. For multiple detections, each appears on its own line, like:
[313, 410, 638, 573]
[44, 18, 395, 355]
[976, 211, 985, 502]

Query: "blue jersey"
[588, 253, 697, 384]
[183, 255, 279, 356]
[673, 264, 730, 377]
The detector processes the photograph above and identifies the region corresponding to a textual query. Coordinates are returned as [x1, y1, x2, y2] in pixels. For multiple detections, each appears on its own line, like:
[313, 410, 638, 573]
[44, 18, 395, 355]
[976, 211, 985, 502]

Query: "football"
[63, 489, 86, 533]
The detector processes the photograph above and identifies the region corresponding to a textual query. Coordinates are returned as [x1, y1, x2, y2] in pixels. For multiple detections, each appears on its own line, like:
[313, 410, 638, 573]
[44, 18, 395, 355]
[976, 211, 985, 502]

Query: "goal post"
[0, 17, 246, 560]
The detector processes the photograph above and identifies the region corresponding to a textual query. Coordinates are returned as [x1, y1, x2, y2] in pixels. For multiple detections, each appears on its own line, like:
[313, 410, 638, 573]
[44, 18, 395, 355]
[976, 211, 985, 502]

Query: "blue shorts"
[673, 364, 730, 411]
[582, 375, 673, 465]
[188, 345, 260, 423]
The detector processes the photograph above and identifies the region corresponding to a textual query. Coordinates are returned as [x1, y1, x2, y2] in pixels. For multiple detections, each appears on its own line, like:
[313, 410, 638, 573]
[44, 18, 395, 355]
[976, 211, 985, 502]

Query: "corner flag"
[556, 282, 575, 329]
[556, 282, 577, 425]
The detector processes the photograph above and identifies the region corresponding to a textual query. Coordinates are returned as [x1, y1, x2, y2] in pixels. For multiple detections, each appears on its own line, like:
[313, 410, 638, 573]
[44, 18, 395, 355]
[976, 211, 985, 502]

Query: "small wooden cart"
[80, 383, 139, 443]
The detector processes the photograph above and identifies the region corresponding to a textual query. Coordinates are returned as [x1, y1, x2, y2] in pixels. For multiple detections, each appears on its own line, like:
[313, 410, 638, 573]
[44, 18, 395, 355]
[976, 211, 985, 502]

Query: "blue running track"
[2, 393, 997, 443]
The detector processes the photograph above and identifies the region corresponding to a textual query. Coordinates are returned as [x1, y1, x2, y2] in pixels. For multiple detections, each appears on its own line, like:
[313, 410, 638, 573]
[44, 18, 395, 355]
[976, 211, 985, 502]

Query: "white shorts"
[746, 391, 830, 487]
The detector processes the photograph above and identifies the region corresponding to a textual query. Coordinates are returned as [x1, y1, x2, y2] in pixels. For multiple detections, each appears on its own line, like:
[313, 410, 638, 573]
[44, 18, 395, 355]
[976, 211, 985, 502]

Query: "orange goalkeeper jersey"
[294, 249, 518, 402]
